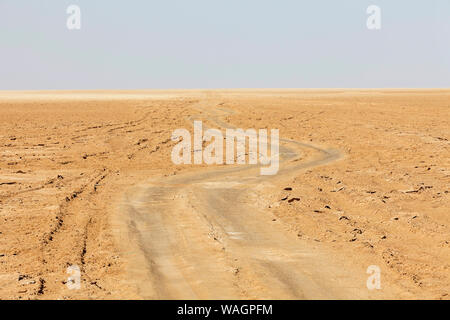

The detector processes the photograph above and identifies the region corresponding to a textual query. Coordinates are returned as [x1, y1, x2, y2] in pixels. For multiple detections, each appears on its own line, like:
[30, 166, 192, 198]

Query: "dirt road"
[117, 97, 401, 299]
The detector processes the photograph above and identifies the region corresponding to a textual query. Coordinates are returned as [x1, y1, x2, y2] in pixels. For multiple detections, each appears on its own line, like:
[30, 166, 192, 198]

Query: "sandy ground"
[0, 90, 448, 300]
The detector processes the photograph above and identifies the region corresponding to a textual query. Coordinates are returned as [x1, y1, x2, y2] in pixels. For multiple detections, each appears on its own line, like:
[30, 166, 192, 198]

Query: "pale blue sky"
[1, 0, 449, 89]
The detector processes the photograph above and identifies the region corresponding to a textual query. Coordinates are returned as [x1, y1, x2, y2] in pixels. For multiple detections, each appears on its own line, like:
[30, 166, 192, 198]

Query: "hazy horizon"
[2, 88, 450, 92]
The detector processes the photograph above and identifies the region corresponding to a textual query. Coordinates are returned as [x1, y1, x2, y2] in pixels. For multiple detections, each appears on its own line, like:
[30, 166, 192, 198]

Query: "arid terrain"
[0, 90, 448, 300]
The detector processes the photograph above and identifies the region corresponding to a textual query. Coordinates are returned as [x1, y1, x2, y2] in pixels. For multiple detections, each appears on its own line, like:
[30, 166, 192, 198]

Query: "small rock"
[18, 275, 29, 281]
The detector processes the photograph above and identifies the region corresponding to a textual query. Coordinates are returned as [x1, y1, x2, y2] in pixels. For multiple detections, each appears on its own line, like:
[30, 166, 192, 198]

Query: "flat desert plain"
[0, 90, 448, 300]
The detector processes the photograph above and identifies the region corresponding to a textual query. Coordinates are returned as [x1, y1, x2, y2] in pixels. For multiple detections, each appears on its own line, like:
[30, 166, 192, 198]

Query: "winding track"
[116, 96, 388, 299]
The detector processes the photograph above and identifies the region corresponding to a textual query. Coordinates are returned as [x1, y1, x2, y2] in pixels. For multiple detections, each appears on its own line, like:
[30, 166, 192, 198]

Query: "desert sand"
[0, 90, 448, 300]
